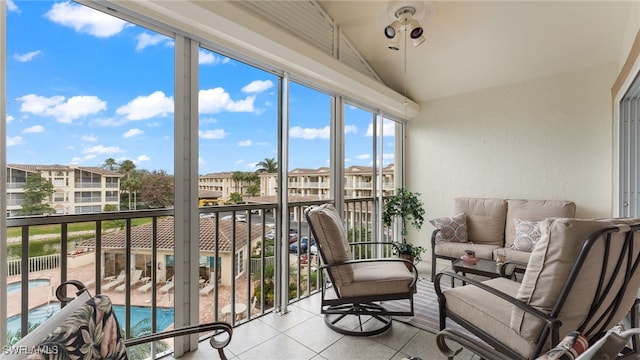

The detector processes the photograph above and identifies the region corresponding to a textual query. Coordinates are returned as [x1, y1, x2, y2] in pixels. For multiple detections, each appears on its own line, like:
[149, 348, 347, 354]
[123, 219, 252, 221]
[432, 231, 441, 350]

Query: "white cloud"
[199, 50, 230, 65]
[46, 2, 128, 38]
[81, 134, 97, 142]
[71, 155, 97, 163]
[356, 154, 370, 160]
[82, 145, 123, 155]
[199, 156, 207, 166]
[123, 128, 143, 138]
[6, 0, 18, 12]
[238, 140, 252, 147]
[290, 126, 330, 140]
[345, 125, 357, 134]
[235, 160, 244, 165]
[116, 91, 173, 121]
[247, 162, 258, 170]
[199, 87, 256, 113]
[199, 129, 226, 139]
[136, 33, 169, 51]
[366, 122, 395, 137]
[136, 154, 150, 163]
[14, 51, 41, 62]
[242, 80, 273, 93]
[7, 114, 14, 123]
[23, 125, 44, 133]
[7, 136, 23, 146]
[18, 94, 107, 123]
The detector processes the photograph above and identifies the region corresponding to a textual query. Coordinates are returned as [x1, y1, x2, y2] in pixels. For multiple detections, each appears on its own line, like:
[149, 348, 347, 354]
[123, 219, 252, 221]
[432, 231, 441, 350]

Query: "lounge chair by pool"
[160, 277, 174, 294]
[102, 271, 126, 291]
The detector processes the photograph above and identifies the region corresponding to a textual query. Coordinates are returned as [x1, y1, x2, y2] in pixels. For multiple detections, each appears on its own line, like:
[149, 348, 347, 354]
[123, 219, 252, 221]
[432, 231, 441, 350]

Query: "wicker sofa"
[430, 197, 576, 281]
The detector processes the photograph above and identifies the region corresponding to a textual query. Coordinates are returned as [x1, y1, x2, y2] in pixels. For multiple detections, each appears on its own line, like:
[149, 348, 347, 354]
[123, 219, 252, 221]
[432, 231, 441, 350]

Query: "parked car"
[289, 236, 317, 254]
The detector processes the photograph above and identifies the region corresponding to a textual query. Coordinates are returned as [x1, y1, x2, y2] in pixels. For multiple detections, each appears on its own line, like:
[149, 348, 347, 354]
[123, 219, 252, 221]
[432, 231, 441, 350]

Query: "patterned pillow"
[430, 213, 468, 243]
[512, 218, 541, 252]
[28, 294, 127, 360]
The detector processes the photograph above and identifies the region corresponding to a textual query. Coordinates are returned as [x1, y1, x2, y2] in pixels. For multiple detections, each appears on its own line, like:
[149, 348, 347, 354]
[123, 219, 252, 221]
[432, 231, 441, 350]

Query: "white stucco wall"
[406, 63, 617, 246]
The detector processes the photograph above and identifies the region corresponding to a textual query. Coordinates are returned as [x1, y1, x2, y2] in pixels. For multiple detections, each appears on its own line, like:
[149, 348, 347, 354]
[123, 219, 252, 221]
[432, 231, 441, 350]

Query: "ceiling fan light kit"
[382, 2, 431, 50]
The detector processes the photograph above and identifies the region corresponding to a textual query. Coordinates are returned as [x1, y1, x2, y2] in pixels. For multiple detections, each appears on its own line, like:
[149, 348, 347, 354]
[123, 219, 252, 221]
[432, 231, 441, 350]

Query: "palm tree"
[256, 158, 277, 173]
[119, 160, 137, 210]
[101, 158, 118, 171]
[231, 171, 245, 194]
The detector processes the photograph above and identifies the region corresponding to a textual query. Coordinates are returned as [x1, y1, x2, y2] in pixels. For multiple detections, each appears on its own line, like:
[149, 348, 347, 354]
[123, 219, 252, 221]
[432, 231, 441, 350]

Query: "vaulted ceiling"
[233, 1, 632, 103]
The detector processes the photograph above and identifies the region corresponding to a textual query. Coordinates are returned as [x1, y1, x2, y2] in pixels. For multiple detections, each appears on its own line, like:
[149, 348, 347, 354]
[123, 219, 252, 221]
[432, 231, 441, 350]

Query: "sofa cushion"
[494, 247, 531, 264]
[430, 213, 468, 243]
[511, 217, 640, 343]
[505, 199, 576, 249]
[453, 198, 507, 246]
[512, 218, 542, 252]
[434, 242, 498, 260]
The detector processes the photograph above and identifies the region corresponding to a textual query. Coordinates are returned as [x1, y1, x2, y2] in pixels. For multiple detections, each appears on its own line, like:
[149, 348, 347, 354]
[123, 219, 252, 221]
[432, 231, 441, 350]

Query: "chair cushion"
[512, 217, 640, 343]
[338, 261, 414, 298]
[430, 213, 468, 243]
[443, 277, 533, 357]
[306, 203, 354, 286]
[505, 199, 576, 249]
[453, 198, 507, 246]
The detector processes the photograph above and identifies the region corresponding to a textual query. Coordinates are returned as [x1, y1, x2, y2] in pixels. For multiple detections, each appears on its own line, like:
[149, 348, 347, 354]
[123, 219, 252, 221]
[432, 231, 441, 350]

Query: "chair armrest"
[437, 328, 513, 360]
[431, 229, 441, 248]
[124, 322, 233, 360]
[499, 260, 528, 278]
[434, 271, 560, 332]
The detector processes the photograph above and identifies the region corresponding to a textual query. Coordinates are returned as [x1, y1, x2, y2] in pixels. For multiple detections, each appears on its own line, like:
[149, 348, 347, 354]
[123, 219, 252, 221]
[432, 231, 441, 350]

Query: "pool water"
[7, 279, 51, 295]
[7, 303, 174, 334]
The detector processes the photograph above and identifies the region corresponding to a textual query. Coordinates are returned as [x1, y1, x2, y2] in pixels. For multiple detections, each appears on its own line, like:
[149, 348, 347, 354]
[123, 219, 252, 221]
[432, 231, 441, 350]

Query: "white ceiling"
[317, 0, 632, 102]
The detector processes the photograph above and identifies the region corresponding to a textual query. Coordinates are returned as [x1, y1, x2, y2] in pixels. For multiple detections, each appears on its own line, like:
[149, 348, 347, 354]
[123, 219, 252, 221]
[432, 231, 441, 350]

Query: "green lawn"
[6, 218, 154, 238]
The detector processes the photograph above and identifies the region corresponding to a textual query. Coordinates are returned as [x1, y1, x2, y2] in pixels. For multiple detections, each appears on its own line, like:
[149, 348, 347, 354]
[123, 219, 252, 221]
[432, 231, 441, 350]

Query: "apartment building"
[6, 164, 123, 217]
[199, 164, 396, 203]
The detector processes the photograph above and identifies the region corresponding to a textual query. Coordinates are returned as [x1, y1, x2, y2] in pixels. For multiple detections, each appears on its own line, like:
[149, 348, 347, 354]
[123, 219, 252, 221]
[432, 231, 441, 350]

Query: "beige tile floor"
[175, 260, 481, 360]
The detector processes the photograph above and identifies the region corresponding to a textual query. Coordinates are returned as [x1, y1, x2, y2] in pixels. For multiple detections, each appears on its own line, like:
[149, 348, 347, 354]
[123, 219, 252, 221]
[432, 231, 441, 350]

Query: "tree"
[119, 160, 137, 210]
[101, 158, 118, 172]
[228, 192, 243, 204]
[256, 157, 277, 173]
[139, 170, 174, 208]
[231, 171, 245, 194]
[246, 184, 259, 197]
[20, 173, 55, 216]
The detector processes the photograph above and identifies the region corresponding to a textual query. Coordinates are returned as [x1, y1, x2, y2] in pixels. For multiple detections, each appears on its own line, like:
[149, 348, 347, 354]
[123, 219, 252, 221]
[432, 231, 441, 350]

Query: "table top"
[222, 303, 247, 315]
[452, 257, 502, 278]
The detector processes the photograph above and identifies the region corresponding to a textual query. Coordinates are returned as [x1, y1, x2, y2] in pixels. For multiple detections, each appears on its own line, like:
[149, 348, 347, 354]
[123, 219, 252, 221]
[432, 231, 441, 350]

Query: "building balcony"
[4, 197, 404, 359]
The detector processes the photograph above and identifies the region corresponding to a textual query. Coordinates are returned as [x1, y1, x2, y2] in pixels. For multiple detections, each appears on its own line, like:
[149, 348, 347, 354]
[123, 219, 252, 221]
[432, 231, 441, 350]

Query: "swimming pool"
[7, 303, 174, 334]
[7, 279, 51, 295]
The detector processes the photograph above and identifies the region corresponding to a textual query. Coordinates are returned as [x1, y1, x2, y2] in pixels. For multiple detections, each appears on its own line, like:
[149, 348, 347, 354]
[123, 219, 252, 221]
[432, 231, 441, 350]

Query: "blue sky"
[5, 0, 395, 174]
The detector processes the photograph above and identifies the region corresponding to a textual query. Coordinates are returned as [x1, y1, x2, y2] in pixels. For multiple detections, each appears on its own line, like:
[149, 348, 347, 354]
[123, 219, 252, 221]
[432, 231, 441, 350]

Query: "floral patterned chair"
[9, 280, 232, 360]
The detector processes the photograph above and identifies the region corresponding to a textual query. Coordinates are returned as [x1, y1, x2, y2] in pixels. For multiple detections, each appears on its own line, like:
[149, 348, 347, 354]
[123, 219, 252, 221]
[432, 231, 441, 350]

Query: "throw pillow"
[512, 218, 541, 252]
[430, 213, 468, 243]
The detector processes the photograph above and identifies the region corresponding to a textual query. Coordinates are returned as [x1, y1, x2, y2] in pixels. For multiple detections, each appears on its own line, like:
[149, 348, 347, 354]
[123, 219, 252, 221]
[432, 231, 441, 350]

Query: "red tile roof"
[81, 217, 263, 253]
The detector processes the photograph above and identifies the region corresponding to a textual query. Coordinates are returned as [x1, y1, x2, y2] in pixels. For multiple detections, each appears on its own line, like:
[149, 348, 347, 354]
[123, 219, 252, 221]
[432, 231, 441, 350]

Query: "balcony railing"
[4, 197, 391, 359]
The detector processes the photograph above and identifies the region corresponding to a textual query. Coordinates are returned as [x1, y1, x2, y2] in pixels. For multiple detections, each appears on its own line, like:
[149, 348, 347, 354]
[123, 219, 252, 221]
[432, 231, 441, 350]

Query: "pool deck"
[6, 254, 250, 329]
